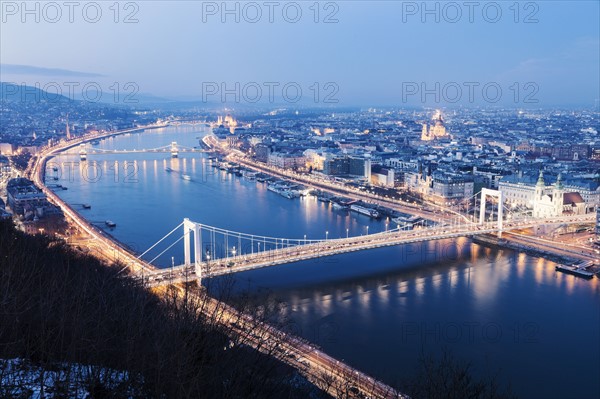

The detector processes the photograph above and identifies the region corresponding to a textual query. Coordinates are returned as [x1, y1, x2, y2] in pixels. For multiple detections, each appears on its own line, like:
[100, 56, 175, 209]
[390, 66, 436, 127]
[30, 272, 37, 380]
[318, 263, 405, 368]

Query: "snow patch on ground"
[0, 358, 142, 398]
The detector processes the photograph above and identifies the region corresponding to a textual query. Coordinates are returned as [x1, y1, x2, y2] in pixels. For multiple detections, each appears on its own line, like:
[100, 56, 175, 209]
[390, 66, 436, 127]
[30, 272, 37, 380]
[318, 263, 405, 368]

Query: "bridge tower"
[183, 218, 202, 281]
[171, 142, 179, 158]
[479, 188, 504, 236]
[66, 113, 71, 140]
[79, 144, 87, 161]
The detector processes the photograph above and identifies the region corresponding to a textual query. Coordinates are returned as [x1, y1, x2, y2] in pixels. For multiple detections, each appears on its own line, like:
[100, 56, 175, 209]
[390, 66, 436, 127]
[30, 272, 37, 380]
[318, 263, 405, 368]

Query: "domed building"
[421, 110, 449, 141]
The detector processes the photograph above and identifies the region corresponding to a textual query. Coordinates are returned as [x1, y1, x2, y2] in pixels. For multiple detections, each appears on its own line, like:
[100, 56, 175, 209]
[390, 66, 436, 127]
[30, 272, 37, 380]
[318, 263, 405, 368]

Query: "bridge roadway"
[63, 148, 209, 155]
[170, 284, 407, 398]
[29, 127, 406, 399]
[503, 231, 599, 262]
[142, 214, 594, 286]
[27, 123, 169, 163]
[29, 127, 164, 274]
[205, 135, 470, 224]
[236, 155, 453, 222]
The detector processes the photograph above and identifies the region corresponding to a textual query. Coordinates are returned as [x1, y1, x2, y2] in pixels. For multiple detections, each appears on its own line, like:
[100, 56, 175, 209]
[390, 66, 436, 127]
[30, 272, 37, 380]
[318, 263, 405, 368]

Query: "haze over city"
[1, 1, 599, 106]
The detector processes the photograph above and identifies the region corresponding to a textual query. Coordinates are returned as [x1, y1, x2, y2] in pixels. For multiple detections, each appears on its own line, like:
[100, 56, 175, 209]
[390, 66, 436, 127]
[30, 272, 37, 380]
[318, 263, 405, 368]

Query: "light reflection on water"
[225, 244, 599, 399]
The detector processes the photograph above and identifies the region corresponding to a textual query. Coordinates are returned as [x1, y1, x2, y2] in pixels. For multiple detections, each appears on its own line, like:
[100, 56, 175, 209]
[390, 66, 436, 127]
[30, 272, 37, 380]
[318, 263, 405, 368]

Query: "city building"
[216, 114, 238, 134]
[0, 143, 14, 155]
[323, 155, 370, 180]
[473, 166, 511, 189]
[254, 143, 271, 163]
[501, 171, 591, 217]
[6, 178, 62, 220]
[350, 157, 369, 177]
[7, 178, 47, 216]
[430, 171, 474, 205]
[421, 110, 449, 141]
[303, 149, 326, 171]
[532, 172, 564, 218]
[405, 165, 474, 205]
[498, 172, 540, 208]
[267, 152, 305, 169]
[17, 146, 39, 155]
[323, 155, 350, 176]
[364, 158, 372, 182]
[370, 165, 395, 187]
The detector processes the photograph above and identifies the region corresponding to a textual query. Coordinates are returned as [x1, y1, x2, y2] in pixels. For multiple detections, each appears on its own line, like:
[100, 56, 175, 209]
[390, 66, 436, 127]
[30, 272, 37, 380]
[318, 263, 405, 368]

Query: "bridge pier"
[184, 218, 191, 266]
[194, 223, 202, 283]
[479, 188, 504, 237]
[183, 218, 203, 283]
[79, 144, 87, 161]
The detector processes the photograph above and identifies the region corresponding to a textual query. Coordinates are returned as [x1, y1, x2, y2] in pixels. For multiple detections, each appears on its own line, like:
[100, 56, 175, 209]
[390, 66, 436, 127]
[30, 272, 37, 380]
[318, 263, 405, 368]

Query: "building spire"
[66, 113, 71, 140]
[536, 169, 545, 187]
[555, 172, 564, 190]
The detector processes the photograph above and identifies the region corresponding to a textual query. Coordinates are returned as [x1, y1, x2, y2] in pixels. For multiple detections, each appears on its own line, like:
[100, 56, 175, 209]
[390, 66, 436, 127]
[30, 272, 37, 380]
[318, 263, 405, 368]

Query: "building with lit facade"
[421, 110, 449, 141]
[405, 166, 473, 205]
[370, 165, 395, 187]
[267, 152, 305, 169]
[499, 171, 591, 216]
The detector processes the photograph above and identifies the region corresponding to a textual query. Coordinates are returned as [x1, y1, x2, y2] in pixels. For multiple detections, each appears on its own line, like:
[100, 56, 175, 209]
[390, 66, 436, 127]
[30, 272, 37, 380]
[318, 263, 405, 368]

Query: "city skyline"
[1, 2, 600, 398]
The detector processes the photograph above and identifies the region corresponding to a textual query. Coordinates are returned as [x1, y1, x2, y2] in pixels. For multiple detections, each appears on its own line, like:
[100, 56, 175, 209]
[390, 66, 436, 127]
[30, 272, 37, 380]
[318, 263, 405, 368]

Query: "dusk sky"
[1, 1, 599, 107]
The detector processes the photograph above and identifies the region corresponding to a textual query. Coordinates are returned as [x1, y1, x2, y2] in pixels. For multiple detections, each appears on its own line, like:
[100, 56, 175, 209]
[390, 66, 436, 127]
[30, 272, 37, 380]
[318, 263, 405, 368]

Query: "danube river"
[49, 126, 600, 398]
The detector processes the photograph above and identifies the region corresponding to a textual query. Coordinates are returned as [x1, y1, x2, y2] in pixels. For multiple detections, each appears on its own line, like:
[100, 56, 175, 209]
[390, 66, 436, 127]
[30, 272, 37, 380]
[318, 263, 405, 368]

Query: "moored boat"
[350, 204, 379, 218]
[332, 202, 348, 210]
[555, 262, 595, 279]
[281, 190, 297, 199]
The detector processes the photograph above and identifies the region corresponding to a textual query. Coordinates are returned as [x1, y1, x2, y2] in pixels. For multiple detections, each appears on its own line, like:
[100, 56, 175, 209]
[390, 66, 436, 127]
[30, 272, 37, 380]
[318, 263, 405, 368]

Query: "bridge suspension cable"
[137, 212, 594, 287]
[136, 191, 542, 270]
[148, 233, 188, 264]
[137, 221, 184, 259]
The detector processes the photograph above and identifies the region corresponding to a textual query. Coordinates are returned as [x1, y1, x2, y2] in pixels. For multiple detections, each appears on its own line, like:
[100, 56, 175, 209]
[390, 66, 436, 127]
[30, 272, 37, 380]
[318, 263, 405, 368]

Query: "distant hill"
[0, 82, 71, 103]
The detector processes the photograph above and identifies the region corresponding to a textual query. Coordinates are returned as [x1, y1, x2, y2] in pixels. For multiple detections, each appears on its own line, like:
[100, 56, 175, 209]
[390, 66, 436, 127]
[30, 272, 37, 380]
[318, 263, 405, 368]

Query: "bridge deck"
[141, 214, 593, 286]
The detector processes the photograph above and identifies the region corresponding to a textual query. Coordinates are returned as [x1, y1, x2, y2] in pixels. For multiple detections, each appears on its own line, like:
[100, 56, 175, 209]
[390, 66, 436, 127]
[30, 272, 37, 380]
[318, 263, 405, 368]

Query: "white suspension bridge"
[64, 141, 210, 159]
[31, 123, 410, 399]
[134, 189, 594, 286]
